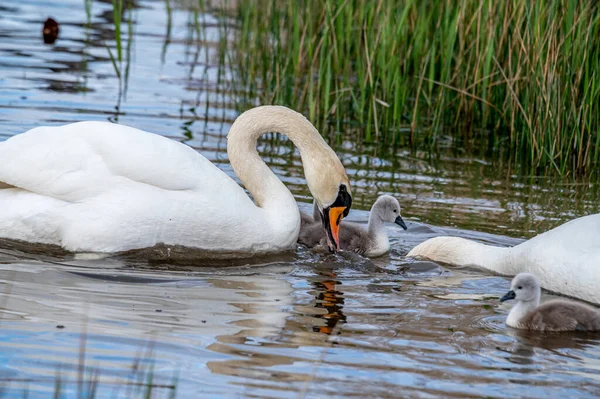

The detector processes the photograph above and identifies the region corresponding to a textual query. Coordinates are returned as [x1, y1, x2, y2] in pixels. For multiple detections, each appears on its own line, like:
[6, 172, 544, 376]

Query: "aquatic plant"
[106, 0, 134, 104]
[0, 334, 177, 398]
[229, 0, 600, 176]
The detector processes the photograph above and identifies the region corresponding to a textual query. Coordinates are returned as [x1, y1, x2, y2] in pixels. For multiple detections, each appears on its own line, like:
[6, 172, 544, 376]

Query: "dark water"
[1, 1, 600, 398]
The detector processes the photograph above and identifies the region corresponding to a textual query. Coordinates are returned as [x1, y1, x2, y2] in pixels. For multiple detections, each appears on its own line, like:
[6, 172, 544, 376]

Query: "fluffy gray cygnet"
[298, 195, 407, 257]
[500, 272, 600, 332]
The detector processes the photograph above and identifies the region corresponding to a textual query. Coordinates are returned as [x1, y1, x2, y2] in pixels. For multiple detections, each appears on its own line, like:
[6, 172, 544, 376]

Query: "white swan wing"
[0, 121, 237, 200]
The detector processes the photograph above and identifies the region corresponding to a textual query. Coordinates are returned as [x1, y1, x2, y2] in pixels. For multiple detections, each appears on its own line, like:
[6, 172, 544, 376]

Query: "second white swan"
[408, 214, 600, 304]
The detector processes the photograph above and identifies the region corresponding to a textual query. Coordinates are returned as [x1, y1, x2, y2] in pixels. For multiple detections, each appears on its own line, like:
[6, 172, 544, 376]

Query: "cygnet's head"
[500, 273, 541, 303]
[371, 195, 407, 230]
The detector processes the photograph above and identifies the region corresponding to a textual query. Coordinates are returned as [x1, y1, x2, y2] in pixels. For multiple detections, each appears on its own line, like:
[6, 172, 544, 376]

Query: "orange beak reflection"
[325, 206, 347, 252]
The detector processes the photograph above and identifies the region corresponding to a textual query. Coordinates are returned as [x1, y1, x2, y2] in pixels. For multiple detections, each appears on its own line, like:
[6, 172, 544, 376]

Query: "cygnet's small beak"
[500, 290, 516, 302]
[394, 216, 408, 230]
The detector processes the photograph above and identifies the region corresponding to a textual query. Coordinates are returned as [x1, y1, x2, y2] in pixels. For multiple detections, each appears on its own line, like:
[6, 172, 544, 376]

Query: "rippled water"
[1, 1, 600, 398]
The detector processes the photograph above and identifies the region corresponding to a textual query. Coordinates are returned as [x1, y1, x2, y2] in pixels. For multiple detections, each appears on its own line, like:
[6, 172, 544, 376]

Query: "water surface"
[1, 1, 600, 398]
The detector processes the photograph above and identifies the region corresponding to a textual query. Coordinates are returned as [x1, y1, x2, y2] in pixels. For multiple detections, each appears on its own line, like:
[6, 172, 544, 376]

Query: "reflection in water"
[0, 258, 299, 397]
[311, 277, 346, 335]
[506, 329, 600, 367]
[204, 267, 348, 385]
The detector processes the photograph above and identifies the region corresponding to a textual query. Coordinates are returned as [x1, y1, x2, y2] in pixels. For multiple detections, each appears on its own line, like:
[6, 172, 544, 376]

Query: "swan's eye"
[517, 286, 522, 290]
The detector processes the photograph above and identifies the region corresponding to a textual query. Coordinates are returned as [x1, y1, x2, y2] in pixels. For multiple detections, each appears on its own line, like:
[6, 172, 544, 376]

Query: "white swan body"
[0, 106, 351, 255]
[408, 214, 600, 304]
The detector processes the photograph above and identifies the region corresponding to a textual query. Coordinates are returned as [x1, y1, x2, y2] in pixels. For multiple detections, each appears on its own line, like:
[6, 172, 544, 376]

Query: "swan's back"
[0, 122, 236, 199]
[521, 213, 600, 256]
[521, 300, 600, 332]
[513, 214, 600, 303]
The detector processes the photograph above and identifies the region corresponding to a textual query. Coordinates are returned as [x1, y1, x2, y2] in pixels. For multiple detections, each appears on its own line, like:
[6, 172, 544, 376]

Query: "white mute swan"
[298, 195, 407, 257]
[408, 213, 600, 304]
[0, 106, 352, 255]
[500, 273, 600, 332]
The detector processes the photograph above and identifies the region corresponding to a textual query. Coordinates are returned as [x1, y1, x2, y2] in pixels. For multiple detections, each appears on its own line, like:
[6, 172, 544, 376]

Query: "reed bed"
[229, 0, 600, 176]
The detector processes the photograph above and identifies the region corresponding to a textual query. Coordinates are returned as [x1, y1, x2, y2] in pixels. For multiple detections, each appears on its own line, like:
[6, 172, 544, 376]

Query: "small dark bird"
[500, 273, 600, 332]
[43, 18, 59, 44]
[298, 195, 407, 257]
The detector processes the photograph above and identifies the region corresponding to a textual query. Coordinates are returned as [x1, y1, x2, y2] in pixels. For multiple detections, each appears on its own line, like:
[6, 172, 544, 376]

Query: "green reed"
[106, 0, 134, 86]
[230, 0, 600, 176]
[2, 350, 177, 399]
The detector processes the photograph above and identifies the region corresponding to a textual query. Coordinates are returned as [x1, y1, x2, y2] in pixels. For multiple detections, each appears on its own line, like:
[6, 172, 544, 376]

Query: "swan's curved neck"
[451, 240, 516, 274]
[227, 107, 330, 220]
[410, 237, 518, 275]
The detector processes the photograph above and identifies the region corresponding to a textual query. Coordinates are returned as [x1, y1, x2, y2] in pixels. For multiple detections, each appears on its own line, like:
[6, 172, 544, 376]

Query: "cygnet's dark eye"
[393, 209, 397, 213]
[517, 286, 522, 290]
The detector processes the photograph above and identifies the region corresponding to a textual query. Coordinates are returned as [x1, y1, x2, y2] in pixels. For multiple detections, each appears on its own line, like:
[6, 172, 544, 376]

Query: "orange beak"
[324, 206, 346, 252]
[320, 183, 352, 253]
